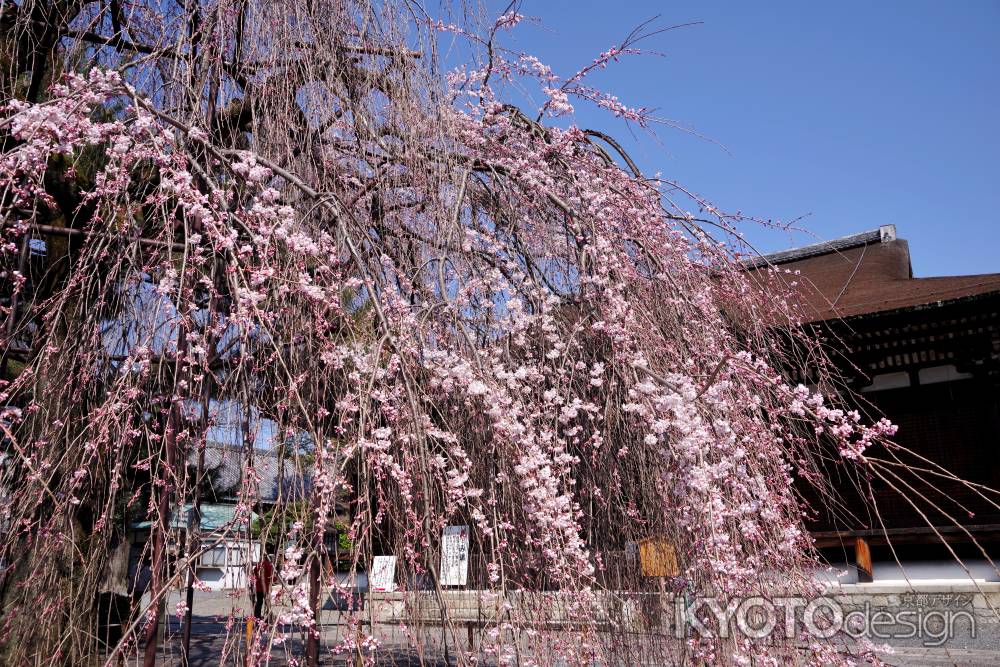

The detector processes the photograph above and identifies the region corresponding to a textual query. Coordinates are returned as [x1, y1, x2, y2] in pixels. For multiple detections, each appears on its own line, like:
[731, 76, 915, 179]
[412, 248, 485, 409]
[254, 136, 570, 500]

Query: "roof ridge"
[204, 440, 281, 457]
[745, 225, 896, 268]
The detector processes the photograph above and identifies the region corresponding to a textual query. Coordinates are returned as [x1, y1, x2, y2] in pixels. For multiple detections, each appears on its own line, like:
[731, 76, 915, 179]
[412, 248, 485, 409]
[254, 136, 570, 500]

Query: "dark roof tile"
[747, 227, 1000, 322]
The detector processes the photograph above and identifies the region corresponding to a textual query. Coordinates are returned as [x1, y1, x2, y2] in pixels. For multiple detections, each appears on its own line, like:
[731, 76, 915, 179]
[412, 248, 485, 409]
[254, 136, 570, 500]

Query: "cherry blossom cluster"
[0, 5, 916, 665]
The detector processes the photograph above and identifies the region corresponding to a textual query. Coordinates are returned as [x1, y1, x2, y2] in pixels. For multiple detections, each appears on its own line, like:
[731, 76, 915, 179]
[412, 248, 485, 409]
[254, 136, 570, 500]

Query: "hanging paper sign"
[370, 555, 396, 593]
[639, 536, 679, 577]
[439, 525, 469, 586]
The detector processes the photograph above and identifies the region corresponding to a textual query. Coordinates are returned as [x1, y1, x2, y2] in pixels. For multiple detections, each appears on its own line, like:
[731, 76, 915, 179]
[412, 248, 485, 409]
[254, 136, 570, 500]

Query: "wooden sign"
[639, 537, 679, 577]
[439, 525, 469, 586]
[370, 555, 396, 593]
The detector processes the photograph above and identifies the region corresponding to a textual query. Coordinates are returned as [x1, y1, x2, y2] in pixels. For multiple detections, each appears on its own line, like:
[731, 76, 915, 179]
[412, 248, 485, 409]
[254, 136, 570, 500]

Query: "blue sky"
[480, 1, 999, 277]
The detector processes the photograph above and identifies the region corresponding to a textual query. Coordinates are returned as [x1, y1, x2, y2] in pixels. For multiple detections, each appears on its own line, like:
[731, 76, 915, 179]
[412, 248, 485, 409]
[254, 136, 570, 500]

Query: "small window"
[202, 546, 227, 567]
[228, 546, 249, 566]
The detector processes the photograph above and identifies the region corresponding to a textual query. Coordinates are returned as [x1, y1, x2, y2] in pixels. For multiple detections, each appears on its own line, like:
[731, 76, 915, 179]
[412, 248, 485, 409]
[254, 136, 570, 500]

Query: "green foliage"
[336, 527, 353, 551]
[252, 500, 353, 555]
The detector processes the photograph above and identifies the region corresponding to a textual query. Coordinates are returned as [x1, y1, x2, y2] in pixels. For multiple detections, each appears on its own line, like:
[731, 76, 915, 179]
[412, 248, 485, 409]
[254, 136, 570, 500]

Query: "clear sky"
[482, 1, 999, 277]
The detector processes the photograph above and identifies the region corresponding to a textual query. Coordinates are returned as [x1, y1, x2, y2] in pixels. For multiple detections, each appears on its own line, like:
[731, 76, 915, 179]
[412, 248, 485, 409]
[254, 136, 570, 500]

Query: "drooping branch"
[0, 4, 980, 667]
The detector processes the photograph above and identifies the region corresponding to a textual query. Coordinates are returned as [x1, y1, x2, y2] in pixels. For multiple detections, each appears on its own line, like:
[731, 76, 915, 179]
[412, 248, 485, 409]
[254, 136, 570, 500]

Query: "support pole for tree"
[306, 552, 322, 666]
[143, 395, 182, 667]
[303, 433, 326, 667]
[143, 299, 191, 666]
[0, 234, 30, 380]
[181, 258, 221, 667]
[180, 497, 202, 667]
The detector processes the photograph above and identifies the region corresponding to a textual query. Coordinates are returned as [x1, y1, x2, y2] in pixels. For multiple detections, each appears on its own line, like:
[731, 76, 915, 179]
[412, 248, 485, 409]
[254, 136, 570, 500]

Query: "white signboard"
[439, 525, 469, 586]
[370, 556, 396, 593]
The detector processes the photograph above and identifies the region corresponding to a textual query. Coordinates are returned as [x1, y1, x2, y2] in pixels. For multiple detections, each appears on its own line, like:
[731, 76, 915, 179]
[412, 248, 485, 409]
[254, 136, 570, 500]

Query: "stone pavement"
[877, 647, 1000, 666]
[121, 590, 1000, 665]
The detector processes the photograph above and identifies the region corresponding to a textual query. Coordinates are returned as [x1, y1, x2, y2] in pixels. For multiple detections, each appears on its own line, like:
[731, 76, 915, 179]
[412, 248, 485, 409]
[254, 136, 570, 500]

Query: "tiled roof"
[197, 442, 311, 503]
[743, 227, 889, 269]
[748, 226, 1000, 322]
[131, 503, 259, 532]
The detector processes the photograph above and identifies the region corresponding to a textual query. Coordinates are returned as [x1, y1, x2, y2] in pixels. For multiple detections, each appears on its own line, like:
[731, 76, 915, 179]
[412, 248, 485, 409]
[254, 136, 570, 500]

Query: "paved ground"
[107, 591, 1000, 666]
[877, 647, 1000, 667]
[111, 590, 450, 666]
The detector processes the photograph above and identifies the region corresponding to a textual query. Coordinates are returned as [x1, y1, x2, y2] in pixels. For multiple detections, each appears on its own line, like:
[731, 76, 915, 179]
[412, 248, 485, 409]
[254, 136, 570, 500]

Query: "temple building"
[751, 225, 1000, 583]
[128, 441, 315, 591]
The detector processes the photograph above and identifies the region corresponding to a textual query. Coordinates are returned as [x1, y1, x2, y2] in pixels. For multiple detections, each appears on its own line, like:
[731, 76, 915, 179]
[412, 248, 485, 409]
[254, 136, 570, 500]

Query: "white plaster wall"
[815, 559, 1000, 586]
[871, 559, 999, 583]
[193, 538, 261, 590]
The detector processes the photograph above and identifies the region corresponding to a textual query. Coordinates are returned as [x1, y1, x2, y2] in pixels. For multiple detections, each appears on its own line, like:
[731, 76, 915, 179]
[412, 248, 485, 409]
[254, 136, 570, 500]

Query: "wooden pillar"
[854, 537, 873, 583]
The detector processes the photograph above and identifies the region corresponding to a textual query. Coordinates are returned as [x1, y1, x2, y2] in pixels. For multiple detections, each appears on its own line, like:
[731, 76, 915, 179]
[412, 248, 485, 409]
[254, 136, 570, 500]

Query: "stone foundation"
[368, 582, 1000, 654]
